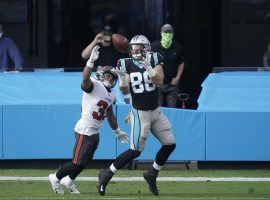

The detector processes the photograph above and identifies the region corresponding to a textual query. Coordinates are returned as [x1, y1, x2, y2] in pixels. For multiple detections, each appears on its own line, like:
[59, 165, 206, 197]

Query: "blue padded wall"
[117, 105, 206, 161]
[3, 105, 79, 159]
[206, 112, 270, 161]
[2, 104, 117, 159]
[198, 72, 270, 111]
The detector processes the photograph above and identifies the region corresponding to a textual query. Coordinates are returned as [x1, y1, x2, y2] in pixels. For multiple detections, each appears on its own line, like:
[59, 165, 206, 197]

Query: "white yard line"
[1, 176, 270, 182]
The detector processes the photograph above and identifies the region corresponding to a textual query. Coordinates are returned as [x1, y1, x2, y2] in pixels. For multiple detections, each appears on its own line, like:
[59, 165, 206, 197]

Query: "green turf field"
[0, 169, 270, 199]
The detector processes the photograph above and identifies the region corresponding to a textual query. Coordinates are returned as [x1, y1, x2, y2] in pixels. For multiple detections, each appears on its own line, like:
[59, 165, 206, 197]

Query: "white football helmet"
[129, 35, 151, 60]
[96, 66, 118, 90]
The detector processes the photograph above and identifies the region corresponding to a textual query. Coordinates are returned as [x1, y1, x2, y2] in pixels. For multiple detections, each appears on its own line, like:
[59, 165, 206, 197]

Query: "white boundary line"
[1, 176, 270, 182]
[3, 197, 270, 200]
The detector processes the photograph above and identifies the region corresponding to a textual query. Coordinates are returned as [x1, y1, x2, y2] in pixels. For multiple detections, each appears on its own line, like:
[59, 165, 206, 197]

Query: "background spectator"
[263, 40, 270, 68]
[81, 26, 127, 70]
[151, 24, 185, 108]
[0, 23, 23, 71]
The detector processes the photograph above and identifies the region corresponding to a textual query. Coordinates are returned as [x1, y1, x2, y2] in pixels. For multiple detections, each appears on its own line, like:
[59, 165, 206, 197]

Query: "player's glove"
[113, 127, 129, 143]
[86, 45, 100, 68]
[114, 67, 128, 87]
[141, 52, 156, 78]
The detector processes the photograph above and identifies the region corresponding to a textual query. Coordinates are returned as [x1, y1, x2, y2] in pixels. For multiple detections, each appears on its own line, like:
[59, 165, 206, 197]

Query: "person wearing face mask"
[81, 26, 127, 70]
[151, 24, 185, 108]
[0, 23, 24, 71]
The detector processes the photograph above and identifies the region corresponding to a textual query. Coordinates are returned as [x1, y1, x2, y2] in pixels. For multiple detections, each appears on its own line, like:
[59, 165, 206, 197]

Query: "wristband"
[86, 60, 94, 68]
[113, 127, 121, 135]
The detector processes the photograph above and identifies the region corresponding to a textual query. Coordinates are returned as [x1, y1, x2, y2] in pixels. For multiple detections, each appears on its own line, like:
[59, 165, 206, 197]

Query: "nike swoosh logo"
[100, 185, 104, 192]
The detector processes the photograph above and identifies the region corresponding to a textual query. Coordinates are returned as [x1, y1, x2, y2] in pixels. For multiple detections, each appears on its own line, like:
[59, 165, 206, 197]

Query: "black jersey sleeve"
[150, 52, 163, 67]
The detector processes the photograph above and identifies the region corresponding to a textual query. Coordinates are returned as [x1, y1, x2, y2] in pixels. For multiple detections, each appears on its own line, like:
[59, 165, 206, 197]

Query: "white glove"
[141, 52, 156, 78]
[114, 67, 127, 87]
[86, 45, 100, 68]
[113, 128, 129, 143]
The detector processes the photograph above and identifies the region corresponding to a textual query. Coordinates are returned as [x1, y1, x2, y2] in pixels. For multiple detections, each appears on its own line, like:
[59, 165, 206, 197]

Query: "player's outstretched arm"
[106, 106, 129, 143]
[81, 45, 100, 92]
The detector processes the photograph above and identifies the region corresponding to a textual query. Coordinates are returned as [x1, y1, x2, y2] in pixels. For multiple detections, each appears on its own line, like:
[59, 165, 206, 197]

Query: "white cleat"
[48, 174, 64, 194]
[60, 176, 80, 194]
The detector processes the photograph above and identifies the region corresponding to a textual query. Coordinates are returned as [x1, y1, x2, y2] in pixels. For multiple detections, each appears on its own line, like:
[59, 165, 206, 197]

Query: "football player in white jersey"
[97, 35, 176, 196]
[49, 45, 129, 194]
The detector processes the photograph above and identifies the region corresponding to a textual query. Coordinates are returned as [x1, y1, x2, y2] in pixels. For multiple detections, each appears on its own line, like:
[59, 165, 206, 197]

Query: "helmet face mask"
[130, 44, 145, 60]
[96, 66, 118, 90]
[129, 35, 151, 61]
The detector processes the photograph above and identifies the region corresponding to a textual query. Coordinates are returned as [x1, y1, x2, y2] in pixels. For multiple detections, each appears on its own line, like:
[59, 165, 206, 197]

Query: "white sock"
[153, 161, 162, 171]
[110, 164, 118, 174]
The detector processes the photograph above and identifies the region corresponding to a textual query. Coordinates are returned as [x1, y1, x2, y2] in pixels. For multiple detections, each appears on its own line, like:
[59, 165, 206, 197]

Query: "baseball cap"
[161, 24, 174, 33]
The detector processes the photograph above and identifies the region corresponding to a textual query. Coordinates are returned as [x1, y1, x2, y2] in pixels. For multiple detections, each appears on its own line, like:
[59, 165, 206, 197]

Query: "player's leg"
[98, 108, 151, 195]
[49, 133, 99, 194]
[143, 108, 176, 195]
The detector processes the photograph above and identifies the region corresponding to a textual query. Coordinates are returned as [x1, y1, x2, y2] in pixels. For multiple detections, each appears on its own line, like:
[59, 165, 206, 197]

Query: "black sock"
[113, 149, 141, 170]
[56, 162, 82, 180]
[155, 144, 176, 166]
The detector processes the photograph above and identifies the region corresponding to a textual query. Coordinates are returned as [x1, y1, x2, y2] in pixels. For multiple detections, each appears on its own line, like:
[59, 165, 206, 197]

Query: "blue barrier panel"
[206, 112, 270, 161]
[198, 72, 270, 111]
[3, 105, 79, 159]
[0, 105, 2, 159]
[117, 105, 206, 161]
[0, 72, 125, 105]
[2, 104, 117, 159]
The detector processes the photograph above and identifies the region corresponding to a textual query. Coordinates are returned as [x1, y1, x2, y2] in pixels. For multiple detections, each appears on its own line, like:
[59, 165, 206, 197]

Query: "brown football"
[112, 33, 129, 54]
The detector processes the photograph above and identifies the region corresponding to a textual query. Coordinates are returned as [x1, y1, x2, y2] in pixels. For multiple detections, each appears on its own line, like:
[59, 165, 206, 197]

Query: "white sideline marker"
[1, 176, 270, 182]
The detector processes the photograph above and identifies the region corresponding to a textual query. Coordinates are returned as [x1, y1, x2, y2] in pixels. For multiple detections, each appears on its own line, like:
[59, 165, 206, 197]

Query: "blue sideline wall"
[2, 104, 117, 159]
[2, 104, 270, 161]
[205, 112, 270, 161]
[116, 105, 206, 161]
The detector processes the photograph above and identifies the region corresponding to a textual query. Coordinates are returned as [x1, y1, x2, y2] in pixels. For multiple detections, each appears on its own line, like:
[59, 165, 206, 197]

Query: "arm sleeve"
[151, 52, 163, 67]
[117, 58, 127, 72]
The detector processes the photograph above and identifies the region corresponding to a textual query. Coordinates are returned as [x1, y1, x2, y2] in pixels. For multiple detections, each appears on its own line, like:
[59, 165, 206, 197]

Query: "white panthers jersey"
[74, 77, 117, 136]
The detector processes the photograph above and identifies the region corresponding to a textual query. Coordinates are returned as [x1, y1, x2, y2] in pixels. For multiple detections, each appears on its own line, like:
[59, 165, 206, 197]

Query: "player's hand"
[141, 51, 151, 67]
[114, 128, 129, 143]
[86, 45, 100, 68]
[114, 67, 126, 77]
[89, 45, 100, 63]
[116, 131, 129, 143]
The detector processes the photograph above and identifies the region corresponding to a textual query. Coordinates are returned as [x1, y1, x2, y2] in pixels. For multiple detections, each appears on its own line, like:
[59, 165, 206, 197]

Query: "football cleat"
[97, 169, 113, 196]
[143, 170, 159, 196]
[60, 176, 80, 194]
[48, 174, 64, 194]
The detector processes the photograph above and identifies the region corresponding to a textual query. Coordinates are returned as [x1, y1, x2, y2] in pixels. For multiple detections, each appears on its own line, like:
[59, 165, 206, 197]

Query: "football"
[112, 33, 129, 54]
